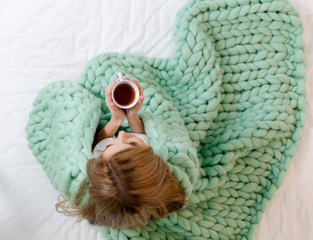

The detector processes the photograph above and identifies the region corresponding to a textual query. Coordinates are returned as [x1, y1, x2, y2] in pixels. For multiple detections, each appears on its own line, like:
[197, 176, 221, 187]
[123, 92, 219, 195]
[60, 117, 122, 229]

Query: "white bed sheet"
[0, 0, 312, 240]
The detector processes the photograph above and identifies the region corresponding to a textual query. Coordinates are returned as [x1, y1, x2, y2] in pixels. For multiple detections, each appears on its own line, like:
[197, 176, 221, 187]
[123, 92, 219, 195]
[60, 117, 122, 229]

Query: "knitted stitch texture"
[26, 0, 306, 239]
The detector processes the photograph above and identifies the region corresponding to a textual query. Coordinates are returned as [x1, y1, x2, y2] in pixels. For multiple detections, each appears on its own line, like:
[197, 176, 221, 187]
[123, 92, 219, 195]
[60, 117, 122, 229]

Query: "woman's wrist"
[111, 115, 125, 126]
[126, 113, 145, 134]
[126, 111, 137, 120]
[126, 112, 140, 123]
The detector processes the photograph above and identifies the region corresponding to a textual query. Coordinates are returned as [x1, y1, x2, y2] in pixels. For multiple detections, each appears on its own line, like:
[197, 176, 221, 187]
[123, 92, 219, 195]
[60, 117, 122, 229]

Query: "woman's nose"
[117, 131, 129, 142]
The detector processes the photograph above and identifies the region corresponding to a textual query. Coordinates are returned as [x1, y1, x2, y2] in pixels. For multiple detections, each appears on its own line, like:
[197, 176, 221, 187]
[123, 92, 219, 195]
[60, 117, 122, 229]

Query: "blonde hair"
[56, 146, 186, 229]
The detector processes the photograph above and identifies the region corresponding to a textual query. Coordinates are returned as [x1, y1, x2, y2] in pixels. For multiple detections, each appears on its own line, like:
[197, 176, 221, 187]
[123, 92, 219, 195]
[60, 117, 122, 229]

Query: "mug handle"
[116, 72, 123, 81]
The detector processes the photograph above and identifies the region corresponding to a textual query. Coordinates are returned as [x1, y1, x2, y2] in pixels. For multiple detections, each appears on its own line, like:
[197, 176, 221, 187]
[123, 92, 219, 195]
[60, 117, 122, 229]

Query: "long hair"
[56, 146, 186, 229]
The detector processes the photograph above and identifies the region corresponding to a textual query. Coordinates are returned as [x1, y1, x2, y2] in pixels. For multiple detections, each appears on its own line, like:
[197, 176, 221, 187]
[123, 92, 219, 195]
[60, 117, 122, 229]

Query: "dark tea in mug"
[113, 83, 136, 106]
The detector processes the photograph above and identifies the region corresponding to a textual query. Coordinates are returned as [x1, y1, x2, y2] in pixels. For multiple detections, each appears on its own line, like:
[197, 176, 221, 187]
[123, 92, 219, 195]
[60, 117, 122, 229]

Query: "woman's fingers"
[105, 80, 118, 102]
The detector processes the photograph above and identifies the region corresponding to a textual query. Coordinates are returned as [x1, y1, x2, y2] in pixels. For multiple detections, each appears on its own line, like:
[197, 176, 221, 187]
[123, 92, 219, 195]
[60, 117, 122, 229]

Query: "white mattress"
[0, 0, 312, 239]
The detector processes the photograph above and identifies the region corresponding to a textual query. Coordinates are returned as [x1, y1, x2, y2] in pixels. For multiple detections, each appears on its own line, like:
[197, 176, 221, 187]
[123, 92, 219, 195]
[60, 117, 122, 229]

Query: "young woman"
[57, 77, 186, 229]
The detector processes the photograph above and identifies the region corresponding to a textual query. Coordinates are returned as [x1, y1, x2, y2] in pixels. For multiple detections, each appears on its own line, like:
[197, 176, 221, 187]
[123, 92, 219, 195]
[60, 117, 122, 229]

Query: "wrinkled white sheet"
[0, 0, 312, 239]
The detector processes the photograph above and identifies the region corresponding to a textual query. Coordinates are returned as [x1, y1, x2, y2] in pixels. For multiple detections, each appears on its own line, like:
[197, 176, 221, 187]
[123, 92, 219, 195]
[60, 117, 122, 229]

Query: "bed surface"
[0, 0, 312, 239]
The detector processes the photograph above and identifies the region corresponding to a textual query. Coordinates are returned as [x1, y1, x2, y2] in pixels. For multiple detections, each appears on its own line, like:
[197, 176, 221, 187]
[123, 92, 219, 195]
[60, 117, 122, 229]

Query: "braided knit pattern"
[26, 0, 305, 239]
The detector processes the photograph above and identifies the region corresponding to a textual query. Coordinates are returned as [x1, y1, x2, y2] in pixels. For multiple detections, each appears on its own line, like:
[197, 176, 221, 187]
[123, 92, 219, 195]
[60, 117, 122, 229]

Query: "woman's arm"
[93, 80, 126, 147]
[93, 117, 124, 146]
[127, 114, 145, 134]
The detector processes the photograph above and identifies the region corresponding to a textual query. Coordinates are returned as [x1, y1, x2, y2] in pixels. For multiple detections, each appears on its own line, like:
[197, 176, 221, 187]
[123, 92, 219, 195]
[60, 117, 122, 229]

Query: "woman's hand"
[105, 80, 126, 125]
[124, 77, 144, 118]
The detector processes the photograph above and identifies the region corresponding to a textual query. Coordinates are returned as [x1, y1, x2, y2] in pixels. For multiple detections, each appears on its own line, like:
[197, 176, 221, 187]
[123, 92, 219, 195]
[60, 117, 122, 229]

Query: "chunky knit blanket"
[26, 0, 306, 239]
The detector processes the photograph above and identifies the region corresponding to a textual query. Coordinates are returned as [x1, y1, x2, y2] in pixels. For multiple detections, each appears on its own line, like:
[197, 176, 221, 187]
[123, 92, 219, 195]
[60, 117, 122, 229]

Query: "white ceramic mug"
[112, 73, 139, 109]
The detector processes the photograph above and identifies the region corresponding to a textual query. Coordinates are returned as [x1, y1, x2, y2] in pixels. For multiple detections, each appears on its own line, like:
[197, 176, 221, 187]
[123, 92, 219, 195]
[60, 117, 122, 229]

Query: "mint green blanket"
[26, 0, 306, 239]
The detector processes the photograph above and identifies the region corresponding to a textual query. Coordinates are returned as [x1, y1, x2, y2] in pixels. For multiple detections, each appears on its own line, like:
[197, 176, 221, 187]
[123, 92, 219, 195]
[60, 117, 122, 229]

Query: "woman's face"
[101, 131, 147, 159]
